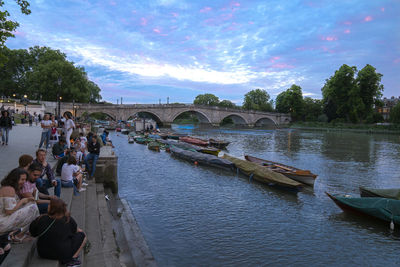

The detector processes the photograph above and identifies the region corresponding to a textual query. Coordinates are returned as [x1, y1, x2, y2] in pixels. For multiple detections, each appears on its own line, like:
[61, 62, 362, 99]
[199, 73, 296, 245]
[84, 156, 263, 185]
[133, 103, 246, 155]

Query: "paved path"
[0, 124, 43, 178]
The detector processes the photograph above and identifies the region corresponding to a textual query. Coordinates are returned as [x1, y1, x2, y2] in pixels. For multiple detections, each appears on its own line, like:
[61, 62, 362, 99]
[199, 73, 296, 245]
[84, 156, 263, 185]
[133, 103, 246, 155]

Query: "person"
[101, 131, 107, 145]
[50, 115, 59, 142]
[73, 139, 85, 163]
[61, 156, 86, 195]
[63, 113, 75, 149]
[28, 114, 33, 127]
[21, 163, 56, 214]
[0, 168, 39, 241]
[56, 149, 76, 176]
[84, 135, 100, 179]
[52, 138, 67, 159]
[0, 111, 13, 145]
[39, 114, 52, 149]
[29, 198, 87, 266]
[34, 149, 61, 198]
[18, 154, 33, 171]
[34, 114, 38, 126]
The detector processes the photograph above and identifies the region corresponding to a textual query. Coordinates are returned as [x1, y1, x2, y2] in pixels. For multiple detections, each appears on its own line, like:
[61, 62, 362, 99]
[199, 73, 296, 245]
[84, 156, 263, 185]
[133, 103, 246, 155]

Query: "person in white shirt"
[38, 114, 52, 149]
[63, 113, 75, 149]
[60, 156, 86, 195]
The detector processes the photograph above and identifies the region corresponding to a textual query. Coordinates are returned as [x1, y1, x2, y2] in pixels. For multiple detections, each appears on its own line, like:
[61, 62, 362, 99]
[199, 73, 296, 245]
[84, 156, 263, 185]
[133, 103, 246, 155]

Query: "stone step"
[69, 184, 86, 265]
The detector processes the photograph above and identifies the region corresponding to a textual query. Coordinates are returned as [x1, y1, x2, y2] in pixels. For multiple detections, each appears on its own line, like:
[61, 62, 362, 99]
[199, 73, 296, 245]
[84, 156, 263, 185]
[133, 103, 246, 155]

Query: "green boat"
[148, 141, 160, 152]
[359, 187, 400, 200]
[135, 137, 148, 144]
[326, 193, 400, 225]
[222, 154, 302, 192]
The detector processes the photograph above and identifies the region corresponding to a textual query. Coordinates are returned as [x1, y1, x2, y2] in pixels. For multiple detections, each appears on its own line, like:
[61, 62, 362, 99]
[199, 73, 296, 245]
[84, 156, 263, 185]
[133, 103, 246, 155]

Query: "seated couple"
[61, 156, 88, 195]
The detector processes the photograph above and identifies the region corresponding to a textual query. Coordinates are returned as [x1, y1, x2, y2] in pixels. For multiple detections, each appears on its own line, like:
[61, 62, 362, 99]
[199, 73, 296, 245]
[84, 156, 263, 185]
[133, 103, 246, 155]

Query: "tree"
[391, 102, 400, 123]
[193, 93, 219, 106]
[303, 97, 323, 121]
[243, 89, 273, 111]
[219, 100, 236, 108]
[275, 84, 304, 120]
[0, 1, 31, 64]
[321, 64, 358, 122]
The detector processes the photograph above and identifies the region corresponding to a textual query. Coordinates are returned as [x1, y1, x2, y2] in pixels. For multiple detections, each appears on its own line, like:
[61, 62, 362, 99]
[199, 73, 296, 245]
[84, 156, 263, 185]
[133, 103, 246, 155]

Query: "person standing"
[0, 111, 12, 145]
[84, 135, 100, 179]
[39, 114, 52, 149]
[63, 113, 75, 149]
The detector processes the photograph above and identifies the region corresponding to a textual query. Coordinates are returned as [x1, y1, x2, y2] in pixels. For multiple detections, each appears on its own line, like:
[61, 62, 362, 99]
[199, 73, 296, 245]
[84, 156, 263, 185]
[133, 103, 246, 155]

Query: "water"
[113, 126, 400, 266]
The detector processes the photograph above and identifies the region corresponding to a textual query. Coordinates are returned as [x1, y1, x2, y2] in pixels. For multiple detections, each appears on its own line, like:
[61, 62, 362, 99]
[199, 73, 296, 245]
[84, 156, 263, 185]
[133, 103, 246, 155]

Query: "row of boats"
[125, 132, 400, 228]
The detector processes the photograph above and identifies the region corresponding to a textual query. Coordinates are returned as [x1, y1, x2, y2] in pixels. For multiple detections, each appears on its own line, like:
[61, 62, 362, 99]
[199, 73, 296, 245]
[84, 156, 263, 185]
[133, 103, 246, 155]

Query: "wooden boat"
[326, 192, 400, 225]
[128, 137, 134, 143]
[359, 187, 400, 200]
[209, 138, 230, 149]
[148, 141, 160, 152]
[245, 155, 317, 186]
[159, 140, 220, 156]
[121, 129, 129, 135]
[169, 146, 234, 170]
[180, 136, 209, 147]
[223, 154, 302, 192]
[135, 137, 148, 144]
[116, 128, 121, 132]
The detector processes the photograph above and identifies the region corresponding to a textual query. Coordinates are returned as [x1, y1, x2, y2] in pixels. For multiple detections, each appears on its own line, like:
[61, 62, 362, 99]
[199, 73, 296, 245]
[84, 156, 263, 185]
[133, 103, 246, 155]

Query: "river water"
[112, 126, 400, 267]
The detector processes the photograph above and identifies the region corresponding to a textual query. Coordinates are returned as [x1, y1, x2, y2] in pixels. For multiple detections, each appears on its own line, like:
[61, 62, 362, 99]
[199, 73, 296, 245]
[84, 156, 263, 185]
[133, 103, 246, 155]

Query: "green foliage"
[390, 102, 400, 123]
[0, 1, 31, 65]
[219, 100, 236, 108]
[303, 97, 323, 121]
[220, 117, 234, 125]
[243, 89, 273, 111]
[173, 112, 199, 124]
[321, 64, 384, 123]
[0, 46, 102, 103]
[193, 94, 219, 106]
[275, 84, 304, 121]
[88, 112, 109, 120]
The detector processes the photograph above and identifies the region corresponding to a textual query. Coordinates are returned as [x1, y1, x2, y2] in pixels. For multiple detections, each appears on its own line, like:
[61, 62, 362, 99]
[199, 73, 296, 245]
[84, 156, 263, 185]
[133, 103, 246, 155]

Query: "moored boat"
[209, 138, 230, 149]
[245, 155, 317, 186]
[359, 187, 400, 200]
[148, 141, 160, 152]
[128, 137, 134, 143]
[180, 136, 209, 147]
[159, 140, 220, 156]
[121, 129, 129, 135]
[223, 154, 302, 192]
[326, 192, 400, 225]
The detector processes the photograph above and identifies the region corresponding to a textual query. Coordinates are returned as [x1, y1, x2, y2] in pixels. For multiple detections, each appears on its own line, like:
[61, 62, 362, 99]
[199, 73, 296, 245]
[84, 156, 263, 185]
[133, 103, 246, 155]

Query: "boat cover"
[159, 140, 219, 154]
[223, 154, 302, 189]
[331, 195, 400, 224]
[360, 187, 400, 200]
[169, 146, 234, 169]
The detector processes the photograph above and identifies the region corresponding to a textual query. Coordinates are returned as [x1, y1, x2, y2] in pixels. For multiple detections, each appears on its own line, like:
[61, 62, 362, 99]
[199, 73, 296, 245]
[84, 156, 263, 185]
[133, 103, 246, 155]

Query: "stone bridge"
[57, 103, 291, 127]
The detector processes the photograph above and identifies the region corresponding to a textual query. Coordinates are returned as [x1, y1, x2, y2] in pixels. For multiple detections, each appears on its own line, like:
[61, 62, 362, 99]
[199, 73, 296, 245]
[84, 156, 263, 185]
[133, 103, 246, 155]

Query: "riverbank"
[0, 124, 154, 267]
[290, 122, 400, 134]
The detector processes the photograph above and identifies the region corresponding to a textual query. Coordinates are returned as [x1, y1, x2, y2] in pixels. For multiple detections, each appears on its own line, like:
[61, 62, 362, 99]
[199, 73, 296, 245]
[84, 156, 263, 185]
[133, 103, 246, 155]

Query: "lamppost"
[21, 94, 29, 119]
[57, 77, 62, 117]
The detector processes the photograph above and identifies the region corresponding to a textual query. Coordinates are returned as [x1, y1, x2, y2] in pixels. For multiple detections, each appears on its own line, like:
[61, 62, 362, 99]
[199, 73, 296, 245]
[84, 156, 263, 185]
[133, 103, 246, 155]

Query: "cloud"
[364, 16, 373, 22]
[200, 7, 212, 13]
[344, 29, 350, 34]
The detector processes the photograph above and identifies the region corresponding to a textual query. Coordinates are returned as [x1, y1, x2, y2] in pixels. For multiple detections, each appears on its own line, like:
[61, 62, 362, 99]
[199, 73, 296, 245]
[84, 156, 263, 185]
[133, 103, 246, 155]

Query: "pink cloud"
[271, 63, 294, 69]
[153, 28, 161, 33]
[321, 36, 338, 41]
[171, 12, 179, 17]
[343, 21, 352, 25]
[13, 30, 26, 37]
[140, 17, 148, 26]
[269, 56, 280, 63]
[344, 29, 351, 34]
[110, 1, 116, 6]
[231, 1, 240, 7]
[394, 58, 400, 64]
[381, 7, 385, 12]
[248, 21, 254, 24]
[200, 7, 212, 13]
[364, 16, 373, 22]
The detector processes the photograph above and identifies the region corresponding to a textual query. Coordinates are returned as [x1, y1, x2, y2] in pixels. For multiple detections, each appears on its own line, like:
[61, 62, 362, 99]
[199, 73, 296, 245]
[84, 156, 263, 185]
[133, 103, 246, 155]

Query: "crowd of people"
[0, 111, 107, 266]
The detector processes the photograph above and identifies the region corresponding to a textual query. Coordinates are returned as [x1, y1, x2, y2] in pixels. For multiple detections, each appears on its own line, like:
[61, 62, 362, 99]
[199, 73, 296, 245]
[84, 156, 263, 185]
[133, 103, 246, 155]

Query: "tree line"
[193, 64, 400, 124]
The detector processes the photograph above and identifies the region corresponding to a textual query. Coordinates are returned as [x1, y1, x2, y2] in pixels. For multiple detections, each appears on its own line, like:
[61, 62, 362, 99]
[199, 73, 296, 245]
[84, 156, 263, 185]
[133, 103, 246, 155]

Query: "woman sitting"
[61, 156, 86, 195]
[29, 198, 87, 266]
[0, 168, 39, 242]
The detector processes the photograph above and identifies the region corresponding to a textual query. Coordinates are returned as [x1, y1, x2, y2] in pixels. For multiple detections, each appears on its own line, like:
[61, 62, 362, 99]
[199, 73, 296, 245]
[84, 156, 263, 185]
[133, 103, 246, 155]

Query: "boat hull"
[359, 187, 400, 200]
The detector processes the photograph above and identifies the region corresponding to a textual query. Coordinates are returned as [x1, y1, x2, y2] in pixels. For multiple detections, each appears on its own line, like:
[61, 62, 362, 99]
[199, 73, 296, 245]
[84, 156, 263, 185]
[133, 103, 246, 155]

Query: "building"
[378, 96, 400, 121]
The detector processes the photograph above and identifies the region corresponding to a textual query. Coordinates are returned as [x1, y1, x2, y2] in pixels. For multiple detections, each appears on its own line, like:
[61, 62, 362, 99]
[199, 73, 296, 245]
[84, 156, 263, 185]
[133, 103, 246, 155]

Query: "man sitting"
[85, 135, 100, 179]
[21, 162, 57, 214]
[52, 137, 67, 159]
[34, 149, 61, 198]
[56, 149, 76, 176]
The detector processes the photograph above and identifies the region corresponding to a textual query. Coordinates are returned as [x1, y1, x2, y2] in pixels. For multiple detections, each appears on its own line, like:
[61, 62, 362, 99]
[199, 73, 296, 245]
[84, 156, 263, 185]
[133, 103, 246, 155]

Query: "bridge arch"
[254, 117, 277, 127]
[220, 114, 248, 126]
[130, 110, 163, 126]
[172, 109, 212, 124]
[79, 110, 117, 121]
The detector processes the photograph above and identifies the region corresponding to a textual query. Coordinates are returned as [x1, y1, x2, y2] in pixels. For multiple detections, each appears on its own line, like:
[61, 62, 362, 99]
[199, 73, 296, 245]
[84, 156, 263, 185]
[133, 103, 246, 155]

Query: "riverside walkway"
[0, 124, 121, 267]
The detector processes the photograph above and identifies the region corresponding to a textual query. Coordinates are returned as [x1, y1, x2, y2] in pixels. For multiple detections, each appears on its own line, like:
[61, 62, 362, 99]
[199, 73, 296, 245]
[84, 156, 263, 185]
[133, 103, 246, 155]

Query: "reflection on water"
[113, 126, 400, 266]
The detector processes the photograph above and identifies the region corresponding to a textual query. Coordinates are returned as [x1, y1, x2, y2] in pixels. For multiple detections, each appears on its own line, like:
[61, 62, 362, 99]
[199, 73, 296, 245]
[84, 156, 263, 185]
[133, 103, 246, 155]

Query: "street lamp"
[57, 77, 62, 117]
[21, 94, 29, 119]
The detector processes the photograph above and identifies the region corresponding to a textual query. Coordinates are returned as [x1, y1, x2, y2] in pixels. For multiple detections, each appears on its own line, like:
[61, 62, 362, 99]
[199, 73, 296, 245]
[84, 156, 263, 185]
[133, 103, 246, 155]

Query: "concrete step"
[69, 184, 86, 265]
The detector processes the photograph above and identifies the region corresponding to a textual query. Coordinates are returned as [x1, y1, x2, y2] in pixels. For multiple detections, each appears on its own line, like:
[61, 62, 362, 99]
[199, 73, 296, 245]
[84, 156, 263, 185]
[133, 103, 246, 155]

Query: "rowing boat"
[160, 140, 220, 156]
[245, 155, 317, 186]
[326, 192, 400, 225]
[148, 141, 160, 152]
[209, 139, 230, 149]
[180, 136, 209, 147]
[223, 154, 302, 192]
[359, 187, 400, 200]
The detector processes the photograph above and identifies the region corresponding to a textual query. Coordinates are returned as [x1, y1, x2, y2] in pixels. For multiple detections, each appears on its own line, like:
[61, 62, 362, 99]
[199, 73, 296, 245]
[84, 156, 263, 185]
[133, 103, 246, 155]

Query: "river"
[112, 126, 400, 267]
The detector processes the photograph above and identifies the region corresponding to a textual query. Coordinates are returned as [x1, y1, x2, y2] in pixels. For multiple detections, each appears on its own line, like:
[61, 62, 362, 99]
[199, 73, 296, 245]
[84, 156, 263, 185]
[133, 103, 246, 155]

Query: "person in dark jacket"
[84, 135, 100, 179]
[52, 138, 67, 159]
[29, 198, 86, 266]
[0, 111, 12, 145]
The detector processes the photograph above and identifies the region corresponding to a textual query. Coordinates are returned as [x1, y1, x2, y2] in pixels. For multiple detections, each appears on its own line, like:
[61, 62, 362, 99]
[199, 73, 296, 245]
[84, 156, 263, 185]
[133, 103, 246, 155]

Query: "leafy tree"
[275, 84, 304, 120]
[193, 93, 219, 106]
[321, 64, 357, 122]
[219, 100, 236, 108]
[391, 102, 400, 124]
[243, 89, 273, 111]
[303, 97, 323, 121]
[0, 0, 31, 64]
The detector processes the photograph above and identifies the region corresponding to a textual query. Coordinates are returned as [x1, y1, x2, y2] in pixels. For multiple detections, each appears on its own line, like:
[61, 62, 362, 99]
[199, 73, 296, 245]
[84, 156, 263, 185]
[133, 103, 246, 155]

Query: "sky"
[5, 0, 400, 104]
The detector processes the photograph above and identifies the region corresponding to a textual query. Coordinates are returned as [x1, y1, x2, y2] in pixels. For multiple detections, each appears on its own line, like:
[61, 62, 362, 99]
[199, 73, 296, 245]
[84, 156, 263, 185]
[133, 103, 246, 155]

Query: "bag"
[51, 127, 57, 135]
